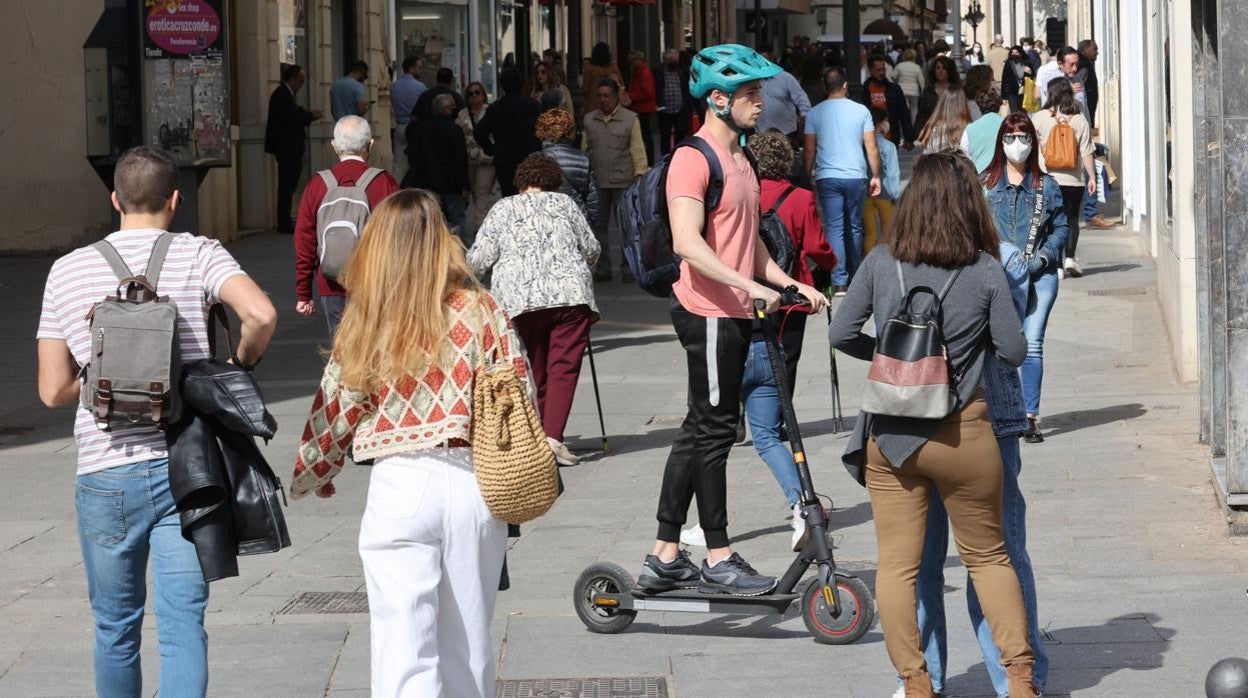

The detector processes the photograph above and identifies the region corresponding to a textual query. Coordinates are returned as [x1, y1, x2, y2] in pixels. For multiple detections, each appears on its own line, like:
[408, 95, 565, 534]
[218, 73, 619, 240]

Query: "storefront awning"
[862, 18, 906, 41]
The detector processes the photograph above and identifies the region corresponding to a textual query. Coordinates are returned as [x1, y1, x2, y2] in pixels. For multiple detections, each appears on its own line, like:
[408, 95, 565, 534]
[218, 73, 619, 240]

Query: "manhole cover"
[1087, 287, 1150, 296]
[277, 591, 368, 615]
[495, 677, 668, 698]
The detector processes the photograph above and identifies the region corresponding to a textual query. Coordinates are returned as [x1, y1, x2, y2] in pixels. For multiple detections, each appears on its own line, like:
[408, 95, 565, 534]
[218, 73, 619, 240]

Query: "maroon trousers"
[512, 305, 593, 442]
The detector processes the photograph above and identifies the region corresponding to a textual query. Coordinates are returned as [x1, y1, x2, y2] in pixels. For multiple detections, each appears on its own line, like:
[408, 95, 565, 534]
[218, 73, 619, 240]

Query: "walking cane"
[826, 306, 845, 432]
[585, 339, 609, 454]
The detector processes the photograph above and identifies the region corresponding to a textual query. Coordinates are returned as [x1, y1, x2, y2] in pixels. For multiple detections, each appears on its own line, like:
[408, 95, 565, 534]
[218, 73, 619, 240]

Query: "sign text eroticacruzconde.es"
[144, 0, 223, 59]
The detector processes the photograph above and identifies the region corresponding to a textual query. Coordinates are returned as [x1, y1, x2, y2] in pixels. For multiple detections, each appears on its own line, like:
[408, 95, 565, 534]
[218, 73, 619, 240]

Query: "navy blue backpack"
[616, 137, 728, 298]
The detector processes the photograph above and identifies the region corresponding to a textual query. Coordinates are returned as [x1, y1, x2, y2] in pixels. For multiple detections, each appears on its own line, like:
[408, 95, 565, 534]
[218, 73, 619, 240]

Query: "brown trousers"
[866, 398, 1033, 681]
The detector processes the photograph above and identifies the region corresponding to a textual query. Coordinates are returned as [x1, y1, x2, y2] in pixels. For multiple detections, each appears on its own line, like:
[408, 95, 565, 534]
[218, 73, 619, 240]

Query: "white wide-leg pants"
[358, 448, 508, 698]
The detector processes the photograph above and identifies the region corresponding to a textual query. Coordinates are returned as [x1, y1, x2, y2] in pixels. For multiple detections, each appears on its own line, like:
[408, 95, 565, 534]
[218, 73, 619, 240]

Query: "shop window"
[399, 0, 469, 90]
[278, 0, 310, 108]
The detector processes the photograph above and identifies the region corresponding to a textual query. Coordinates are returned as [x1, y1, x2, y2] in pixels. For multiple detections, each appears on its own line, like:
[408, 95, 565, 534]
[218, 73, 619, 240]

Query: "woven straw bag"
[471, 355, 559, 524]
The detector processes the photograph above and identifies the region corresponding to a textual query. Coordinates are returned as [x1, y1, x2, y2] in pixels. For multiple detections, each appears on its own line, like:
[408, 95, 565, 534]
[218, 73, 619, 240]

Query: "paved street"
[1, 217, 1245, 697]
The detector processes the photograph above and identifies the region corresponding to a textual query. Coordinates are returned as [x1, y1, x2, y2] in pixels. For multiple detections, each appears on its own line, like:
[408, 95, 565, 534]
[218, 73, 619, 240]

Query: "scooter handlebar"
[753, 285, 813, 318]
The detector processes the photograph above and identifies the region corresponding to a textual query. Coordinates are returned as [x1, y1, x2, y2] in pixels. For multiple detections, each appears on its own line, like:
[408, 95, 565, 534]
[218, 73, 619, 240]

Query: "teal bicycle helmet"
[689, 44, 782, 143]
[688, 44, 782, 98]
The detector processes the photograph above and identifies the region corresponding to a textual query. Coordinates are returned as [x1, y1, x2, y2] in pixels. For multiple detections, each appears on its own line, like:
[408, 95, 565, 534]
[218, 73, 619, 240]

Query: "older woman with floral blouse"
[467, 152, 600, 466]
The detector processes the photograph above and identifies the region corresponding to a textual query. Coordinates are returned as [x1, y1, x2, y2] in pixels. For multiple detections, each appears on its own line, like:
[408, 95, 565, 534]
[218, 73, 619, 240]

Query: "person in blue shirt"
[390, 56, 427, 182]
[803, 66, 882, 295]
[863, 107, 900, 254]
[330, 60, 370, 122]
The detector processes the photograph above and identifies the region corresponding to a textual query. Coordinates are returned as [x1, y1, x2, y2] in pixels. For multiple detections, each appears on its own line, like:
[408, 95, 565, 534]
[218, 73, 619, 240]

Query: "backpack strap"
[936, 267, 964, 303]
[92, 240, 135, 283]
[355, 167, 383, 192]
[895, 259, 963, 303]
[317, 170, 338, 188]
[142, 233, 176, 292]
[767, 186, 797, 215]
[681, 136, 726, 211]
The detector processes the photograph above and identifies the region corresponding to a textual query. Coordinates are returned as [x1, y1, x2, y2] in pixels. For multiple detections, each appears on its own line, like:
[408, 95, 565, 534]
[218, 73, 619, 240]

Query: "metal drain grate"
[495, 677, 668, 698]
[1087, 287, 1151, 296]
[278, 591, 368, 615]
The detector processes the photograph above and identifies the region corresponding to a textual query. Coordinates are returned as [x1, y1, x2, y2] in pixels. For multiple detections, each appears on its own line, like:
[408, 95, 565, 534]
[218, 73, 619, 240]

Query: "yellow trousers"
[864, 197, 895, 253]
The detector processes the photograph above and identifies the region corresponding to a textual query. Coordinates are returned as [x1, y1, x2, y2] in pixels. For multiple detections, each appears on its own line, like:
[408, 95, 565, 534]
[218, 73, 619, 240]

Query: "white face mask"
[1004, 139, 1032, 164]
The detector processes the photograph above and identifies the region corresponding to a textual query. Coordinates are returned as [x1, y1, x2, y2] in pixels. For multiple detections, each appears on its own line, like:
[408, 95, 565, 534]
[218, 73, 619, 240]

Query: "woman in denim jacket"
[981, 113, 1068, 443]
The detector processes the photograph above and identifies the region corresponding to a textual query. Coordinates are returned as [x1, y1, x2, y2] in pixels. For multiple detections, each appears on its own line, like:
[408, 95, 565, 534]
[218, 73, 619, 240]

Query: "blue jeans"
[740, 341, 801, 508]
[915, 437, 1048, 696]
[1082, 185, 1098, 221]
[815, 177, 869, 286]
[322, 294, 347, 337]
[1021, 271, 1059, 416]
[77, 459, 209, 698]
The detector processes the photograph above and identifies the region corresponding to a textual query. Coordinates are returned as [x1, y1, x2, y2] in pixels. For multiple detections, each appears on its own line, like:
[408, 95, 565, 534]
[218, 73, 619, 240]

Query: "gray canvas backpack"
[80, 233, 183, 431]
[316, 167, 382, 283]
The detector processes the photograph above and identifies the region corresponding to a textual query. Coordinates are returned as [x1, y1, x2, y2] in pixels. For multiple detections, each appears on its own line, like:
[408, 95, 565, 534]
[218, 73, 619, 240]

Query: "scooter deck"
[627, 588, 798, 614]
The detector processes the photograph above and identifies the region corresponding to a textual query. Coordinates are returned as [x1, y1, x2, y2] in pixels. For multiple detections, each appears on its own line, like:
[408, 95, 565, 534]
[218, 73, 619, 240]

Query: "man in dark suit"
[473, 68, 540, 196]
[653, 49, 692, 156]
[264, 64, 321, 234]
[403, 94, 471, 236]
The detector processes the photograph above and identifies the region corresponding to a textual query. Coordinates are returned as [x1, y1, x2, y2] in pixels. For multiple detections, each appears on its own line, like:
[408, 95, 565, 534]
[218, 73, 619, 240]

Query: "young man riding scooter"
[638, 44, 827, 596]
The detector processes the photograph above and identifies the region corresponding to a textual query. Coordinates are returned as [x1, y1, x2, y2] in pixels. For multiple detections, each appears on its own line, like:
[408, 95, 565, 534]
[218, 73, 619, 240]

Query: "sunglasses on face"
[468, 90, 483, 96]
[1003, 134, 1031, 144]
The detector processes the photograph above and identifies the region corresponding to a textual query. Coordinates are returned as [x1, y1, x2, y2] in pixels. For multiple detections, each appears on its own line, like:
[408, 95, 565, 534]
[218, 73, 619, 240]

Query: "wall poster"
[141, 0, 231, 167]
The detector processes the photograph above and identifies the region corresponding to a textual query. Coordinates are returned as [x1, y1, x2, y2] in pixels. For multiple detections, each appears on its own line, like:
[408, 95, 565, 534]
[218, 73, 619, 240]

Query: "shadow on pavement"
[590, 333, 678, 353]
[1040, 403, 1147, 438]
[946, 613, 1176, 697]
[1078, 262, 1142, 277]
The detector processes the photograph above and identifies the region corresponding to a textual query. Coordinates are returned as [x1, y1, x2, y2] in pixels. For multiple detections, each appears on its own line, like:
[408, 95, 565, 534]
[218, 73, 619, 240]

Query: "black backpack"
[759, 186, 800, 276]
[617, 137, 732, 298]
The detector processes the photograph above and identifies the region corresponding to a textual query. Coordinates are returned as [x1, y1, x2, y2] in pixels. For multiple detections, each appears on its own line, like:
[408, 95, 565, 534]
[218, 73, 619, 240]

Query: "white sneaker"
[1056, 267, 1066, 280]
[546, 437, 578, 466]
[1063, 257, 1083, 278]
[679, 525, 706, 547]
[891, 685, 906, 698]
[790, 505, 810, 552]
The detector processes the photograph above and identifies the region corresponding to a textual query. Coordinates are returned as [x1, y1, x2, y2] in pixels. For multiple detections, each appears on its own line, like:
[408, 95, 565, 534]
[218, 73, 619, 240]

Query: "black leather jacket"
[542, 140, 599, 224]
[168, 360, 290, 582]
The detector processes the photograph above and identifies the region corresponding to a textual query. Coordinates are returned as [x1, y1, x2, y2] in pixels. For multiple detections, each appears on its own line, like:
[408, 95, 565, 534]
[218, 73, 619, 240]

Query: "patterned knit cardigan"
[290, 290, 532, 499]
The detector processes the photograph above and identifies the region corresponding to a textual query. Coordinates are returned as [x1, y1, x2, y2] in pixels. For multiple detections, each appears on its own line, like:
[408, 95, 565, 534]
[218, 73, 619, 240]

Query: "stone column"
[1200, 0, 1248, 503]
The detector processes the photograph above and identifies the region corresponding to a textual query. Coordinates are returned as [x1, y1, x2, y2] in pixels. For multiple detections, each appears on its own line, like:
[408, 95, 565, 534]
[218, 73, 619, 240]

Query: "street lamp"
[963, 0, 985, 48]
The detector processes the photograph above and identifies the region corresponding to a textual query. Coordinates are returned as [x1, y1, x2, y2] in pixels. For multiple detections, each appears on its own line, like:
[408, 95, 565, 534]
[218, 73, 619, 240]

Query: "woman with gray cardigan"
[828, 151, 1034, 698]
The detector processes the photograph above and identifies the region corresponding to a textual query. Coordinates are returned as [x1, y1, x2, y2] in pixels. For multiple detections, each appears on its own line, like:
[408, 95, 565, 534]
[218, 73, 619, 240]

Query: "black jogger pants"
[655, 299, 752, 549]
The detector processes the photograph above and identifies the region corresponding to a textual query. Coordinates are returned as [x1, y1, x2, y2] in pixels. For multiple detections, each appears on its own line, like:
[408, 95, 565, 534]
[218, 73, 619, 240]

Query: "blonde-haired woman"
[917, 88, 974, 154]
[291, 189, 531, 698]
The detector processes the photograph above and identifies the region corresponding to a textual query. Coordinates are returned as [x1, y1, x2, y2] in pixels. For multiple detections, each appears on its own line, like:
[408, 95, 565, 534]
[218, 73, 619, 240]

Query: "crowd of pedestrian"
[39, 30, 1118, 698]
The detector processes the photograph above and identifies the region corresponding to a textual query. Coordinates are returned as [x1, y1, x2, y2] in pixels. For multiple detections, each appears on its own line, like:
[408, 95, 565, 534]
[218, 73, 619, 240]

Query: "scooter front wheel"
[574, 562, 638, 634]
[801, 574, 875, 645]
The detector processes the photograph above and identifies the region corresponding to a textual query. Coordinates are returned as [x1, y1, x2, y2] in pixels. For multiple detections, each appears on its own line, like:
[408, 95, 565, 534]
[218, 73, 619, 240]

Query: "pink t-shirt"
[666, 128, 760, 319]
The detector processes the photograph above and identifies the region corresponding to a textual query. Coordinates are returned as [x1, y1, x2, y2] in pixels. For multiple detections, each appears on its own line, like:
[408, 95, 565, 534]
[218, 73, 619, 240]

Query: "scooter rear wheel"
[574, 562, 638, 634]
[801, 574, 874, 645]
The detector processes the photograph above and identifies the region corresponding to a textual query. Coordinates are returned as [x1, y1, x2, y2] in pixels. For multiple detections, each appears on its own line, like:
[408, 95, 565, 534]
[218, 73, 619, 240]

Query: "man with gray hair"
[294, 115, 400, 334]
[402, 93, 471, 236]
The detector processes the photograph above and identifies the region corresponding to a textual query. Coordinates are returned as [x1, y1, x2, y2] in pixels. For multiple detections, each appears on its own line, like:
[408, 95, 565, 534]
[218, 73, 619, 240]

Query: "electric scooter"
[572, 295, 875, 644]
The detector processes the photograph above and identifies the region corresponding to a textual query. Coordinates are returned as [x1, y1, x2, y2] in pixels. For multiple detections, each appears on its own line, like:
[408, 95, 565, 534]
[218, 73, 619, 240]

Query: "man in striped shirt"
[36, 146, 277, 696]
